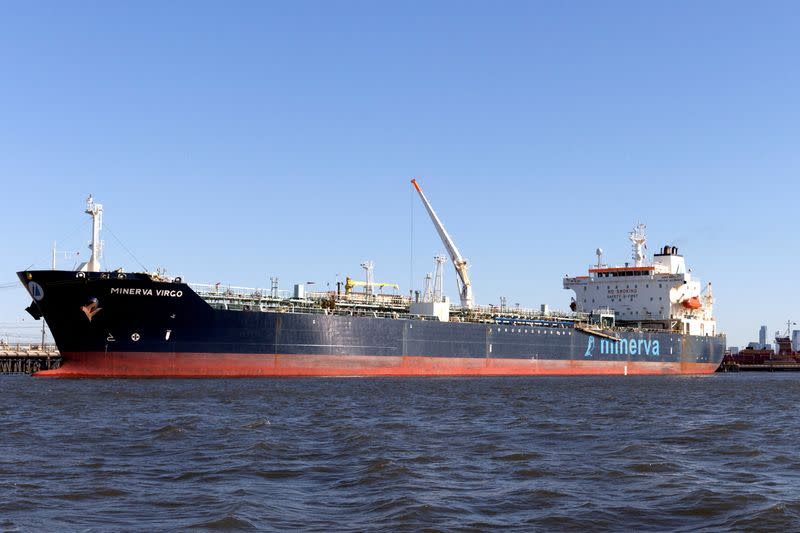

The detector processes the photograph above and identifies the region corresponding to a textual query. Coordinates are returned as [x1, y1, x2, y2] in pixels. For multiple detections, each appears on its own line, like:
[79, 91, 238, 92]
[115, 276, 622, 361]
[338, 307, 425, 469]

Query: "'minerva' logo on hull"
[110, 287, 184, 297]
[585, 337, 661, 358]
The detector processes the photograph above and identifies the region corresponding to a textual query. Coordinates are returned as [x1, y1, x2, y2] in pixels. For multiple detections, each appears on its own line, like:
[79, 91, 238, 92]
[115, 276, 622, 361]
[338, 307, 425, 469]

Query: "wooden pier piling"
[0, 344, 61, 374]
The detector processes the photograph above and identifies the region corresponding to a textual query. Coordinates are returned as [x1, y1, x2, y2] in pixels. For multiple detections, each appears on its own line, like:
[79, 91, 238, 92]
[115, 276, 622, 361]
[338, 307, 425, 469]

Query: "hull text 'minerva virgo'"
[18, 187, 725, 377]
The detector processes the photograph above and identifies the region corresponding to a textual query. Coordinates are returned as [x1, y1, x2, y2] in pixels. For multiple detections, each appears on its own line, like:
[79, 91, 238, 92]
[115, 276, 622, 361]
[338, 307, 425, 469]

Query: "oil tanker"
[18, 183, 725, 377]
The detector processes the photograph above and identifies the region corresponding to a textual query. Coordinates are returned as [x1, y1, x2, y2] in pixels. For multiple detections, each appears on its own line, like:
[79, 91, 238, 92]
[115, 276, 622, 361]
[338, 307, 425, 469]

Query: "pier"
[0, 343, 61, 374]
[718, 361, 800, 372]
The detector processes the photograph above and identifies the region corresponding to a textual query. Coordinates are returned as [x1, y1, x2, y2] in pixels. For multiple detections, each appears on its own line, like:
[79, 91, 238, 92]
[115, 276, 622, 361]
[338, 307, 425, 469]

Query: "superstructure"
[564, 223, 716, 337]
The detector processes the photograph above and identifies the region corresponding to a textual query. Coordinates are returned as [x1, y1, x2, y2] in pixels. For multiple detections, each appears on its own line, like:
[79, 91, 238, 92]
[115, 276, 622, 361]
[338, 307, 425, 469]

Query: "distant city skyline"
[2, 2, 799, 348]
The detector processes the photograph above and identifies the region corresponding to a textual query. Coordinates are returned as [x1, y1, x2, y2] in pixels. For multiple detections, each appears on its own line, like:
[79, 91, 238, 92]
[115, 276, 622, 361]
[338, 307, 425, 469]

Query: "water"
[2, 374, 800, 531]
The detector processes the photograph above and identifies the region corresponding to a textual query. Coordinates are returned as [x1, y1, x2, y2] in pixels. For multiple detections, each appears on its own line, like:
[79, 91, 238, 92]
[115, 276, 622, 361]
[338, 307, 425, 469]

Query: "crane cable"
[103, 222, 150, 273]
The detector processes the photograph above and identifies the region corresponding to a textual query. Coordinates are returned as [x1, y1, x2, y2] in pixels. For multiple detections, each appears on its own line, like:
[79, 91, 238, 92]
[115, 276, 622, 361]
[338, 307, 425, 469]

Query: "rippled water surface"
[2, 374, 800, 531]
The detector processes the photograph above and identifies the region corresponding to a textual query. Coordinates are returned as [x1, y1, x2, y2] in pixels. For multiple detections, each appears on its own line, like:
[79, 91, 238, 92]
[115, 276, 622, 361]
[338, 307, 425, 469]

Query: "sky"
[1, 1, 798, 348]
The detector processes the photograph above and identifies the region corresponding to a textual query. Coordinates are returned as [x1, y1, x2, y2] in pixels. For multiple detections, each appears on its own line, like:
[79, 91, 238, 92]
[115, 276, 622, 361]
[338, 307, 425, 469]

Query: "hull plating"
[36, 352, 721, 378]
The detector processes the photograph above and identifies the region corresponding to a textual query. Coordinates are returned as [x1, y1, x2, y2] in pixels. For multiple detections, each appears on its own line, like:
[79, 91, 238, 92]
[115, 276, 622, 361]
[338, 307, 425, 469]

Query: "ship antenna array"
[409, 179, 474, 308]
[628, 223, 647, 267]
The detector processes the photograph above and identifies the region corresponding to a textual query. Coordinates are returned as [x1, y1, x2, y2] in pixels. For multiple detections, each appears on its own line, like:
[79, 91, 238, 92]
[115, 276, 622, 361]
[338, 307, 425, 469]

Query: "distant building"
[728, 346, 740, 355]
[764, 344, 773, 353]
[747, 342, 760, 350]
[759, 325, 768, 349]
[793, 330, 800, 352]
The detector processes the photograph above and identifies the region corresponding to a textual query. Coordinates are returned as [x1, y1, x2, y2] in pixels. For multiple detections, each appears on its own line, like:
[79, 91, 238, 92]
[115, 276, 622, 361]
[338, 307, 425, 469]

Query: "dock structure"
[718, 361, 800, 372]
[0, 344, 61, 374]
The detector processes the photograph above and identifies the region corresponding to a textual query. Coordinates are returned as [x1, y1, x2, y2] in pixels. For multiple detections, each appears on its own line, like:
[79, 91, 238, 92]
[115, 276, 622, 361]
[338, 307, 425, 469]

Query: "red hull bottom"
[34, 352, 721, 378]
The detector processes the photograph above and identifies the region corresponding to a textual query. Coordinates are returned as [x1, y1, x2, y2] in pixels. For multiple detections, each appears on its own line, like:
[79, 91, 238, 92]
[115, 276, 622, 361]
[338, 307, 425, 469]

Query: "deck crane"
[344, 277, 400, 295]
[410, 179, 474, 308]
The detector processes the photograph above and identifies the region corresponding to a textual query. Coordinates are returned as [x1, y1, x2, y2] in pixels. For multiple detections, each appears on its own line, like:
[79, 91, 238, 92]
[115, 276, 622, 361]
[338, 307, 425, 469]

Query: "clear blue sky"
[1, 1, 798, 347]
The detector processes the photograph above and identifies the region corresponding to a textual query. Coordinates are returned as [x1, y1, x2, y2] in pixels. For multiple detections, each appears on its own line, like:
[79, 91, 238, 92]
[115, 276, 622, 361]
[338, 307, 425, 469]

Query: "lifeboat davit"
[681, 296, 702, 310]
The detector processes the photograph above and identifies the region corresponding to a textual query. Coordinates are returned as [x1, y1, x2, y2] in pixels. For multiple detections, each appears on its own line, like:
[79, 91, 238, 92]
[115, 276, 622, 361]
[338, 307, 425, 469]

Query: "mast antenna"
[433, 255, 447, 303]
[78, 195, 103, 273]
[422, 272, 433, 303]
[628, 223, 647, 267]
[361, 261, 375, 299]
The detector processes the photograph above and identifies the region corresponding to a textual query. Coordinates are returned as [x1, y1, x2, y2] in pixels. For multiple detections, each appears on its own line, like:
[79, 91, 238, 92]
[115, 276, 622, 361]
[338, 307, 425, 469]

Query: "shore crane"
[410, 179, 474, 308]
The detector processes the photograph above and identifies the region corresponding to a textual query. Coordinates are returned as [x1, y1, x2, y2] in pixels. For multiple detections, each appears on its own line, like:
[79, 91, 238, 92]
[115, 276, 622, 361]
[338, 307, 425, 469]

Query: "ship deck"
[190, 283, 720, 338]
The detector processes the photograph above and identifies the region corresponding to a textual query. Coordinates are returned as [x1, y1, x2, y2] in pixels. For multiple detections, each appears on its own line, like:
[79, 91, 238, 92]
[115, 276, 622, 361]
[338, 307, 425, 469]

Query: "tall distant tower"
[759, 325, 768, 349]
[793, 330, 800, 352]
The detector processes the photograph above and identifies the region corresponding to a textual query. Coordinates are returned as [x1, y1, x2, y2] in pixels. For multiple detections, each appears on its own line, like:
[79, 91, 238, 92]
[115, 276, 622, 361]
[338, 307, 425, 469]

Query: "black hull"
[18, 270, 726, 377]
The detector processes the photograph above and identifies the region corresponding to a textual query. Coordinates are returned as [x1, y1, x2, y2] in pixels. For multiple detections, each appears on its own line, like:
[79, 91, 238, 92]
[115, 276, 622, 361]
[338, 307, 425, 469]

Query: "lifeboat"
[681, 296, 702, 310]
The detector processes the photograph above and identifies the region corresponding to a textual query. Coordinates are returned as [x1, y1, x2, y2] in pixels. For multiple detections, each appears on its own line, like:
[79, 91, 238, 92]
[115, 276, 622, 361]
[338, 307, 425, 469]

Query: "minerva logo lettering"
[110, 287, 183, 297]
[584, 337, 661, 358]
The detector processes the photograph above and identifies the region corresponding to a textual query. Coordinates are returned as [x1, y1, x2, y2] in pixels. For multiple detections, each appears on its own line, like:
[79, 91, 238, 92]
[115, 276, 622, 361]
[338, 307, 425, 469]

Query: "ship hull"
[19, 270, 726, 378]
[36, 351, 721, 378]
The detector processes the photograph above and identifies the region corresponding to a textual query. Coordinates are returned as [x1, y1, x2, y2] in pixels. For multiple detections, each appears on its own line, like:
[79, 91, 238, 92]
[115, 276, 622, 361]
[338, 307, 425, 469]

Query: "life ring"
[76, 272, 86, 278]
